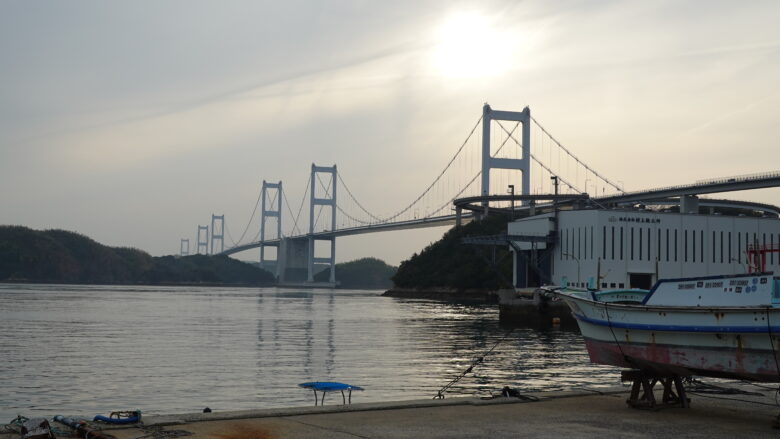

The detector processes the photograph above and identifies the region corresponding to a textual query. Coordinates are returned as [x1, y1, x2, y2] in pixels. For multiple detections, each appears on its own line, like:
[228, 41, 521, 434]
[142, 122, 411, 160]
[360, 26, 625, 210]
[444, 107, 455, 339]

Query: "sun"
[432, 12, 514, 78]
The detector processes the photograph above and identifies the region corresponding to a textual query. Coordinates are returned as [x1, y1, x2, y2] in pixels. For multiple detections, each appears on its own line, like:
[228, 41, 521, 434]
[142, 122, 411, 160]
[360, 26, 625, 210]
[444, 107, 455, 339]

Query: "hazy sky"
[2, 0, 780, 265]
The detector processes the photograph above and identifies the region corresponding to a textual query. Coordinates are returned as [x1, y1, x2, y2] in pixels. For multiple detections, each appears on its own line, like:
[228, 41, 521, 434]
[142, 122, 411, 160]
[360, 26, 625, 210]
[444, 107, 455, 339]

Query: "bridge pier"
[260, 180, 283, 278]
[308, 164, 338, 285]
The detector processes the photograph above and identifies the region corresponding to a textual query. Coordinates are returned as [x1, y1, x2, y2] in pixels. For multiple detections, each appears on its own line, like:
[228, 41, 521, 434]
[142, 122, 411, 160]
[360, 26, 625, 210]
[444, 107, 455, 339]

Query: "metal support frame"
[197, 225, 209, 255]
[180, 239, 190, 256]
[260, 180, 283, 277]
[210, 214, 224, 255]
[308, 163, 337, 283]
[621, 369, 689, 410]
[481, 104, 531, 213]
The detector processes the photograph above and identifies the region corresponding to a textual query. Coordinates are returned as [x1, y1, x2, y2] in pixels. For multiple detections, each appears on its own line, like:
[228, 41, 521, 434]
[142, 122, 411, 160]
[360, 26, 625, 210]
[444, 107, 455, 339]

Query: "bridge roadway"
[219, 213, 472, 256]
[220, 170, 780, 257]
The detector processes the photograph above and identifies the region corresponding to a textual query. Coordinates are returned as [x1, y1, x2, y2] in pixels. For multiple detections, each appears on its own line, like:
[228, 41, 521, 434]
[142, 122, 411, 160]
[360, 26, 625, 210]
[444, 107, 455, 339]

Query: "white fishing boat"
[548, 272, 780, 382]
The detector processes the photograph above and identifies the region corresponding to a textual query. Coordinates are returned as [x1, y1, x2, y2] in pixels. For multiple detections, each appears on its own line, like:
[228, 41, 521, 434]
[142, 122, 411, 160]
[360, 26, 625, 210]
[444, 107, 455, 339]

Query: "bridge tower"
[308, 164, 337, 283]
[197, 225, 209, 254]
[481, 104, 531, 212]
[260, 180, 283, 276]
[180, 238, 190, 256]
[210, 214, 225, 254]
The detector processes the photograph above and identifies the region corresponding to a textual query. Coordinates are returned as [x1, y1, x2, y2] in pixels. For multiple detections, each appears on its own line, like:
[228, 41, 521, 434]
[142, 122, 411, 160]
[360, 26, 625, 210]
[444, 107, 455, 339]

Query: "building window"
[610, 283, 616, 288]
[720, 231, 724, 264]
[657, 229, 661, 261]
[712, 231, 716, 263]
[675, 229, 678, 262]
[601, 282, 607, 288]
[639, 227, 643, 261]
[619, 283, 625, 288]
[666, 229, 669, 261]
[647, 228, 651, 261]
[692, 230, 696, 263]
[603, 226, 607, 259]
[620, 227, 624, 260]
[578, 227, 582, 259]
[700, 230, 704, 264]
[611, 226, 615, 260]
[583, 227, 587, 260]
[590, 226, 594, 260]
[738, 233, 741, 264]
[685, 230, 688, 262]
[630, 227, 634, 260]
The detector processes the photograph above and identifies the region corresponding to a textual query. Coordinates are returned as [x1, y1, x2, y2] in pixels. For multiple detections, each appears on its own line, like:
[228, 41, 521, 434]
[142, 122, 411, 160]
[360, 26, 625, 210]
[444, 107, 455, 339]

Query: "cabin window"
[692, 230, 696, 263]
[619, 283, 625, 288]
[610, 283, 616, 288]
[620, 227, 624, 260]
[602, 226, 607, 259]
[720, 231, 724, 264]
[601, 282, 607, 288]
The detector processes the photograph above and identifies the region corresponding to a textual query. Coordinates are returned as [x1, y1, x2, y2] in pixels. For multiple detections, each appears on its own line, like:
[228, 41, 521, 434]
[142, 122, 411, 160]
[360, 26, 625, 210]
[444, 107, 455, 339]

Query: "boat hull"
[559, 294, 780, 382]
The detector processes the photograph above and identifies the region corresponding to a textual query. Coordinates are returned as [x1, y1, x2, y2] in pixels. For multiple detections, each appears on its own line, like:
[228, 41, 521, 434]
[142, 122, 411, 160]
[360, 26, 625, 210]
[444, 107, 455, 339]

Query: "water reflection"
[0, 285, 620, 421]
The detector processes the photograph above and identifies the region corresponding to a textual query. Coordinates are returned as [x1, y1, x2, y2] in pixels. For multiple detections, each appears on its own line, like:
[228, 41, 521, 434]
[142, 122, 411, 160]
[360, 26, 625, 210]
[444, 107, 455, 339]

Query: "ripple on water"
[0, 284, 620, 420]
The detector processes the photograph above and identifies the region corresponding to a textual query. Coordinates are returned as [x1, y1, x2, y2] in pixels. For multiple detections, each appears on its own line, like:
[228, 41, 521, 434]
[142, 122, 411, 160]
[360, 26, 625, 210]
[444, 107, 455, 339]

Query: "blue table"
[298, 382, 364, 406]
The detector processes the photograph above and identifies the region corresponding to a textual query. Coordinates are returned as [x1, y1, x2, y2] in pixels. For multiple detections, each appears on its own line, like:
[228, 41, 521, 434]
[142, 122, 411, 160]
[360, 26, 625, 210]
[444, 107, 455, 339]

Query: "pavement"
[5, 385, 780, 439]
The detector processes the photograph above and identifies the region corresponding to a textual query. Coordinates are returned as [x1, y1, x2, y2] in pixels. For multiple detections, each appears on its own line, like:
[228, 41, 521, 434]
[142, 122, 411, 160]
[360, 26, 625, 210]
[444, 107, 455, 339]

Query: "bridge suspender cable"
[530, 116, 624, 193]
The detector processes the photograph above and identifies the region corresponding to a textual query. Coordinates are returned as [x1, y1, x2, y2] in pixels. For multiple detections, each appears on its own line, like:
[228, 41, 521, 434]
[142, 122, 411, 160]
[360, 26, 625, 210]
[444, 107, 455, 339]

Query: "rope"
[434, 328, 514, 399]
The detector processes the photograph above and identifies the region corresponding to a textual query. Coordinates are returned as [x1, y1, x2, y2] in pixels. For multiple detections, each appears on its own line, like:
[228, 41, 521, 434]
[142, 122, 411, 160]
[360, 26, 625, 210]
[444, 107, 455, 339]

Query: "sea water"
[0, 284, 619, 421]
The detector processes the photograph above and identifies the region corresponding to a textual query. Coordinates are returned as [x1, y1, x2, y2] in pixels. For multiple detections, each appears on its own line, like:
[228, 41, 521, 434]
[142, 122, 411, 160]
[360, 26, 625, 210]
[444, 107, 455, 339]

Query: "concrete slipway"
[9, 385, 780, 439]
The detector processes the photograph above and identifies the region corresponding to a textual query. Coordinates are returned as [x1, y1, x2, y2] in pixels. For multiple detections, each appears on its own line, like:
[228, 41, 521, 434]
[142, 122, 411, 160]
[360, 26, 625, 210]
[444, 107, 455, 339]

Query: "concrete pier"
[11, 385, 780, 439]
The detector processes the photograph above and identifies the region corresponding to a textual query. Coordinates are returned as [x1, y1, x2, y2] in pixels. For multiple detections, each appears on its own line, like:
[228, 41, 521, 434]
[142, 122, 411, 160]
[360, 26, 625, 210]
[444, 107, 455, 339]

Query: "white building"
[508, 208, 780, 290]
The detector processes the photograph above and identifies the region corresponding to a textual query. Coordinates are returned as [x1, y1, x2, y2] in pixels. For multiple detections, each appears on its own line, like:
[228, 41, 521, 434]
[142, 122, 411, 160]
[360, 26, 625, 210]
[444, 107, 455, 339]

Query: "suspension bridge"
[177, 103, 626, 285]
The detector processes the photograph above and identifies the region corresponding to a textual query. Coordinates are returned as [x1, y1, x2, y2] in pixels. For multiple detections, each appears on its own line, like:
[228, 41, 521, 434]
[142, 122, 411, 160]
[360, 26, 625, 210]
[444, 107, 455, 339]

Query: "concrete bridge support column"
[308, 164, 338, 284]
[210, 214, 225, 254]
[481, 104, 531, 214]
[197, 225, 209, 255]
[260, 180, 283, 277]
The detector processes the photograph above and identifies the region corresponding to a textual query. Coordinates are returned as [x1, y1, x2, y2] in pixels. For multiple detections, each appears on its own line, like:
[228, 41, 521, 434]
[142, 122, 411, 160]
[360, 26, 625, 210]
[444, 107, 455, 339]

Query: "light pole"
[563, 252, 581, 287]
[508, 184, 515, 220]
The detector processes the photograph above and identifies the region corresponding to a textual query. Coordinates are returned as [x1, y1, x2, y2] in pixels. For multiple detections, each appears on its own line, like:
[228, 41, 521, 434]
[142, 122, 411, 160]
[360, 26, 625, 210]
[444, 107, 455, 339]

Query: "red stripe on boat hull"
[583, 337, 780, 382]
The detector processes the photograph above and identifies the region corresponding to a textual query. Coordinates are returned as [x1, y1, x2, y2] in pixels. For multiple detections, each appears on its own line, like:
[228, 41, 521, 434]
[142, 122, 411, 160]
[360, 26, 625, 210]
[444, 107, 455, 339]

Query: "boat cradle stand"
[621, 369, 690, 410]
